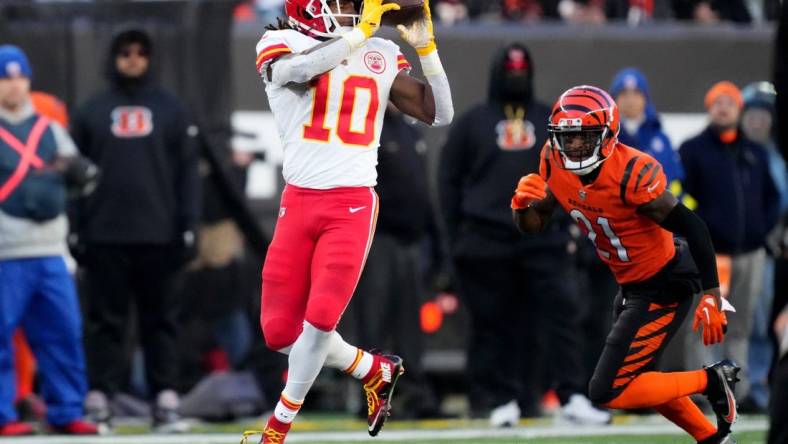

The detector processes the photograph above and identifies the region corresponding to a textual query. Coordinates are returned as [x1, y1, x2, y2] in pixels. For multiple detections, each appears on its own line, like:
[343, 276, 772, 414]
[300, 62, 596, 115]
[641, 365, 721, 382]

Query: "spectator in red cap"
[679, 80, 780, 402]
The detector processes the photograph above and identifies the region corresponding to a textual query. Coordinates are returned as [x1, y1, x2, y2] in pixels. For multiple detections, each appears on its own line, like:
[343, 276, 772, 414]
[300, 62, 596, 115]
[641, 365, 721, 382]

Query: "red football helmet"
[547, 85, 620, 175]
[286, 0, 362, 39]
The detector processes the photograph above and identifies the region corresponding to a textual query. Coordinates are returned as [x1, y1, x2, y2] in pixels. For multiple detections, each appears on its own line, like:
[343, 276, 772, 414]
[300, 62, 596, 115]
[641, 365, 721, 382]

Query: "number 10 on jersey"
[303, 73, 380, 147]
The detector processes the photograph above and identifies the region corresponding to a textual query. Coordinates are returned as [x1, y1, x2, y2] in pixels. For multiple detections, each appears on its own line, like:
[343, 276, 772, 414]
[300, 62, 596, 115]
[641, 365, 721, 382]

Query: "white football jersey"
[255, 29, 411, 190]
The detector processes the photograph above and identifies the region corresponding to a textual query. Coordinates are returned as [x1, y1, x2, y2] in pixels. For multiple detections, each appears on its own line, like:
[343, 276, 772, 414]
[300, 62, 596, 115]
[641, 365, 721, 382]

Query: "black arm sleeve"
[658, 202, 719, 290]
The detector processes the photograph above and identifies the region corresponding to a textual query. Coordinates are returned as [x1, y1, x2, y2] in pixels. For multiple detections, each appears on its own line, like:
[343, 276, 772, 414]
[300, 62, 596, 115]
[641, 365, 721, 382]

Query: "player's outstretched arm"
[389, 0, 453, 126]
[511, 173, 556, 233]
[638, 191, 728, 345]
[265, 0, 399, 85]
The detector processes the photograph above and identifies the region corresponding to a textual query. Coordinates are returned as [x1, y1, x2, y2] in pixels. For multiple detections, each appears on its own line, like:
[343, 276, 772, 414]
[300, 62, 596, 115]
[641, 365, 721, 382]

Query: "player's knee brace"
[262, 317, 301, 352]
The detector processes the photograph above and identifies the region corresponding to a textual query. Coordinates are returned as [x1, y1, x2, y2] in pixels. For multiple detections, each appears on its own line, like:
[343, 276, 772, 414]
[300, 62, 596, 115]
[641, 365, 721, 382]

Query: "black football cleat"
[363, 352, 405, 437]
[697, 432, 737, 444]
[703, 359, 740, 439]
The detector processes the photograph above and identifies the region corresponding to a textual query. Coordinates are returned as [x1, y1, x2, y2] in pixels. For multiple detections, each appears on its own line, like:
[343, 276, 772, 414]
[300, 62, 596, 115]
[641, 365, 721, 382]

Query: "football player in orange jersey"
[511, 86, 739, 444]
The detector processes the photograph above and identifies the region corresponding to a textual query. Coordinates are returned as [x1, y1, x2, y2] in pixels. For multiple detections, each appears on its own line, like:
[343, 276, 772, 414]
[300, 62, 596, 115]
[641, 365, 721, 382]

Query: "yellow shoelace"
[364, 385, 380, 417]
[240, 428, 286, 444]
[240, 430, 260, 444]
[363, 372, 385, 417]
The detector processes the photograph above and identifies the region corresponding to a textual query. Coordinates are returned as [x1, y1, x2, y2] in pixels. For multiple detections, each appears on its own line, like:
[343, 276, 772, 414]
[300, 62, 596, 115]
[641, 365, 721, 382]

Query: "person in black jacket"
[679, 81, 779, 404]
[70, 29, 200, 433]
[438, 43, 609, 426]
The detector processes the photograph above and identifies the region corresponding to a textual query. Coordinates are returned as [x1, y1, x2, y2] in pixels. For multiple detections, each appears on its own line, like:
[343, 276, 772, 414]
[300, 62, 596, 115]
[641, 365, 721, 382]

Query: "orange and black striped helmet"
[548, 85, 620, 175]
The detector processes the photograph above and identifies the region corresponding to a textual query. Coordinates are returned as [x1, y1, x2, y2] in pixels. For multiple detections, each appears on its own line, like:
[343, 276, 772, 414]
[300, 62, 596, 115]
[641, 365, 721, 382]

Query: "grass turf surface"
[10, 415, 767, 443]
[298, 432, 766, 444]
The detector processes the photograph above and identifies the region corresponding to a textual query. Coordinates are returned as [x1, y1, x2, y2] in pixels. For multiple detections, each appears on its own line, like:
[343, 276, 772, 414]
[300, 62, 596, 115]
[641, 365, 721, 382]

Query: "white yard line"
[5, 419, 768, 444]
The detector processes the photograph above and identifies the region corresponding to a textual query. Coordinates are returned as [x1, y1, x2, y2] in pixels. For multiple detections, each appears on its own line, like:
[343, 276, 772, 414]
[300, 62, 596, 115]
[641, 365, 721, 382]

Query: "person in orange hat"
[679, 80, 781, 404]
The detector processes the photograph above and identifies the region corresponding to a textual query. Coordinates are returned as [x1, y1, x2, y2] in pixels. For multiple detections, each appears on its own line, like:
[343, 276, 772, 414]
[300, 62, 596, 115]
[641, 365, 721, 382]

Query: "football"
[381, 0, 424, 26]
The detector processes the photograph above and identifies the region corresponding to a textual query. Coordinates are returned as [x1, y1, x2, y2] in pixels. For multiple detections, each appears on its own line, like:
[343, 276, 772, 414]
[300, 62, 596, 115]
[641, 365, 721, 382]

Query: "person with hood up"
[438, 43, 610, 427]
[610, 67, 695, 209]
[70, 29, 200, 433]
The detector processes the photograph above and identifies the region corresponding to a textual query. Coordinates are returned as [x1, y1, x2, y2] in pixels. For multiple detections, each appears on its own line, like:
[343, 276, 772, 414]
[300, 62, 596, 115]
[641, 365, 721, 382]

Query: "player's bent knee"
[305, 300, 344, 332]
[304, 315, 338, 333]
[262, 317, 300, 351]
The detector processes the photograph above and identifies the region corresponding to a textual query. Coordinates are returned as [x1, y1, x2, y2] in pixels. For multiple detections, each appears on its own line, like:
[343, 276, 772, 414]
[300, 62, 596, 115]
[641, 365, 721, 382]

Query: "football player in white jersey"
[247, 0, 453, 442]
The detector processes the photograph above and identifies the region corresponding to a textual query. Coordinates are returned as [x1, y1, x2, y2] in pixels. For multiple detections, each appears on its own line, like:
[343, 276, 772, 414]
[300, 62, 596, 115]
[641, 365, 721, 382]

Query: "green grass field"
[301, 433, 767, 444]
[7, 415, 769, 444]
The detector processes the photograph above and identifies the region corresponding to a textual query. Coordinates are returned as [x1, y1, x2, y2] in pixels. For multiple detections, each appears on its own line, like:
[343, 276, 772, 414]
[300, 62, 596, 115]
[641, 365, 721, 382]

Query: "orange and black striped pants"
[588, 290, 692, 405]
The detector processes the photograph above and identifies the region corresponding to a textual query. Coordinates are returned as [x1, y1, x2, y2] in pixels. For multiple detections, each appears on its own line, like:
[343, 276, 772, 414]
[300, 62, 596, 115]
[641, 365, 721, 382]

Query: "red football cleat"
[50, 419, 99, 435]
[364, 353, 405, 437]
[258, 416, 291, 444]
[0, 421, 34, 436]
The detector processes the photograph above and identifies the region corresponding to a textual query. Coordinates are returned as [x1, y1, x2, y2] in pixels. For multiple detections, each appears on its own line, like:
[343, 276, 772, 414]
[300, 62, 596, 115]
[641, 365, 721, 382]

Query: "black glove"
[63, 156, 100, 197]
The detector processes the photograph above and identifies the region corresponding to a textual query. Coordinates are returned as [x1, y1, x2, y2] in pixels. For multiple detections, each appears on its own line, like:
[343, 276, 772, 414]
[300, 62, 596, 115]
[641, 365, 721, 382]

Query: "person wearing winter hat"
[610, 68, 696, 209]
[679, 81, 780, 402]
[740, 81, 786, 414]
[0, 44, 98, 436]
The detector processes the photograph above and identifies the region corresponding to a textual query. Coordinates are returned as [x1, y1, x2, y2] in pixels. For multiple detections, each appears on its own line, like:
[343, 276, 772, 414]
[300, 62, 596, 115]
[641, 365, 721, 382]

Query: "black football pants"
[588, 239, 699, 404]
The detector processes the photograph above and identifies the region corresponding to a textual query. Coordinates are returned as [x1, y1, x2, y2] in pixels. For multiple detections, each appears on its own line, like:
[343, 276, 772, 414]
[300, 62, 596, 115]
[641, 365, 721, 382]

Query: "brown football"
[381, 0, 424, 26]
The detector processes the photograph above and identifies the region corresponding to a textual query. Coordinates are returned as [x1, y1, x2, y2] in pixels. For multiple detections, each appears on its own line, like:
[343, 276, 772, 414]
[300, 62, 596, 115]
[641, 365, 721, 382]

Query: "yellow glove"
[358, 0, 401, 39]
[396, 0, 436, 56]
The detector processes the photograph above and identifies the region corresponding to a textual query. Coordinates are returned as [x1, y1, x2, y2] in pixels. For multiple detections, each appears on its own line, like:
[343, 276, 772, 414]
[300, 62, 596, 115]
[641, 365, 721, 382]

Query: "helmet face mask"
[548, 86, 619, 176]
[550, 125, 609, 174]
[287, 0, 361, 39]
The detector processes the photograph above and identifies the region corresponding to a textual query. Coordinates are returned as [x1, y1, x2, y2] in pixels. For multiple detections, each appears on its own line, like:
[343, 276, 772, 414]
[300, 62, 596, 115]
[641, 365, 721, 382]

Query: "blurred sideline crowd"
[235, 0, 781, 25]
[0, 12, 787, 444]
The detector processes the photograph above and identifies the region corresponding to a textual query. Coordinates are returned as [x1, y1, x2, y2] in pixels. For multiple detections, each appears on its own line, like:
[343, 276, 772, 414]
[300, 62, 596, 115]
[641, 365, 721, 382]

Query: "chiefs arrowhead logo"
[364, 51, 386, 75]
[111, 106, 153, 138]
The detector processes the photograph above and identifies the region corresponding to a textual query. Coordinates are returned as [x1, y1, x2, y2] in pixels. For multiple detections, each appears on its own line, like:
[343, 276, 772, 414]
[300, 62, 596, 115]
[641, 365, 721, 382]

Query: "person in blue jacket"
[0, 45, 98, 436]
[611, 68, 695, 208]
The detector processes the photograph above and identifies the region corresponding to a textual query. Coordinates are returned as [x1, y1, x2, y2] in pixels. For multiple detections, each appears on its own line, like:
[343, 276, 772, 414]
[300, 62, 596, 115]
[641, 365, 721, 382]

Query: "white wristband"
[341, 28, 367, 50]
[419, 51, 445, 77]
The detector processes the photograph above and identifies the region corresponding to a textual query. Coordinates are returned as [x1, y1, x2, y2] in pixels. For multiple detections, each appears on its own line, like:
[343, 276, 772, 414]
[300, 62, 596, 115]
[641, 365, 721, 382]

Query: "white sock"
[273, 393, 302, 424]
[323, 331, 374, 380]
[276, 322, 333, 422]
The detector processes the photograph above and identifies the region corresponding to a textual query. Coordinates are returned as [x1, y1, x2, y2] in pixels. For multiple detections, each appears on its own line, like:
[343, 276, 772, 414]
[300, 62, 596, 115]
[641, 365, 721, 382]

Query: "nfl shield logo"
[579, 189, 587, 200]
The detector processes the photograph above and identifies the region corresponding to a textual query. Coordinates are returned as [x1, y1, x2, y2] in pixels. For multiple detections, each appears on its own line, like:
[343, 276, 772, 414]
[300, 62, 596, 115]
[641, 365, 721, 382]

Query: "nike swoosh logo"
[702, 307, 711, 324]
[724, 387, 737, 424]
[349, 206, 367, 214]
[647, 180, 662, 193]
